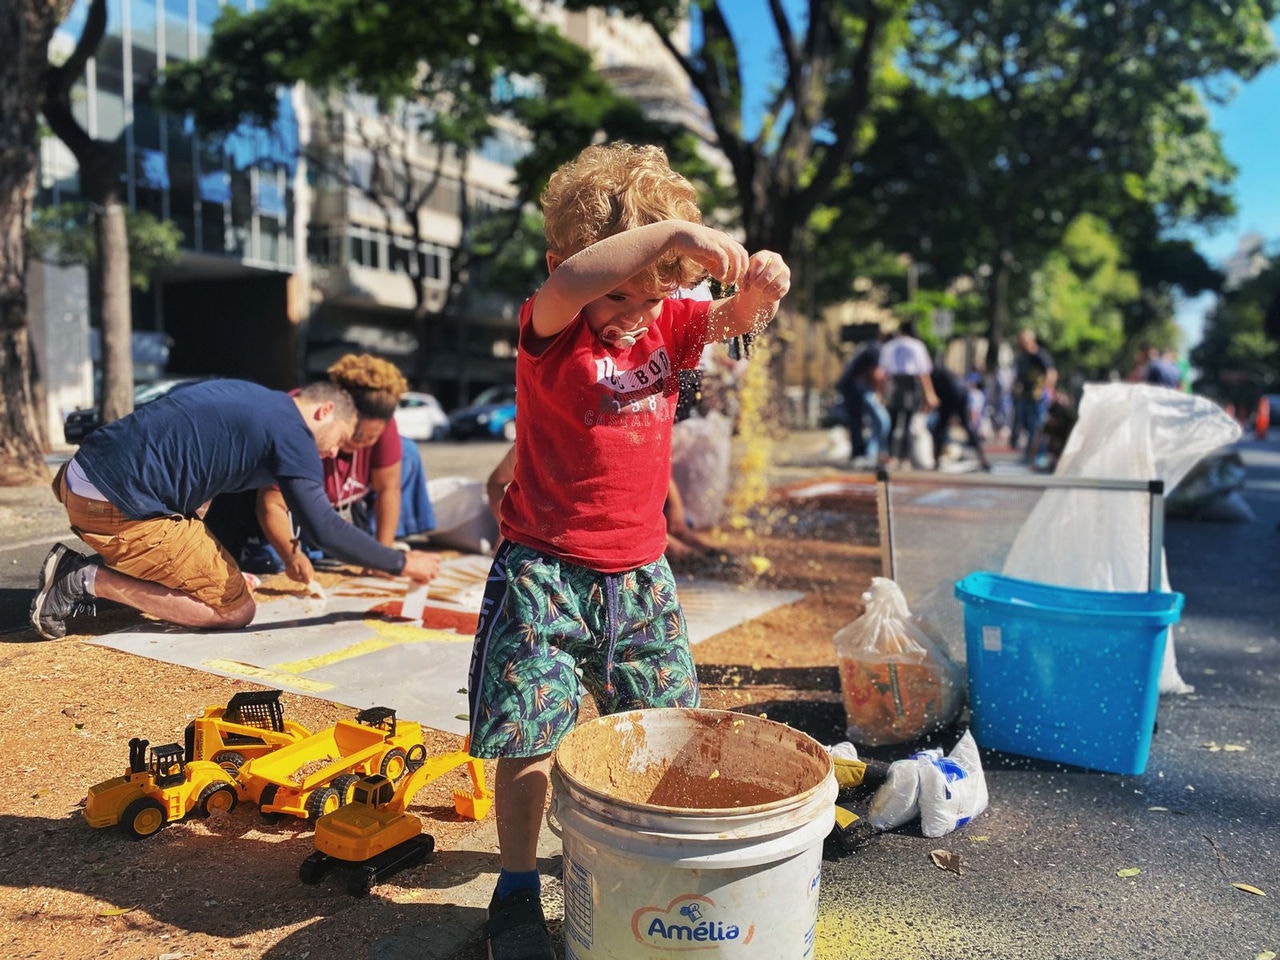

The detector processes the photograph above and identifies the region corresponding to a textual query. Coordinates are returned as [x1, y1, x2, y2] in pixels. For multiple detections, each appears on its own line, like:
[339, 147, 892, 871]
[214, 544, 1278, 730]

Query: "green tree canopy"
[894, 0, 1277, 359]
[1193, 252, 1280, 408]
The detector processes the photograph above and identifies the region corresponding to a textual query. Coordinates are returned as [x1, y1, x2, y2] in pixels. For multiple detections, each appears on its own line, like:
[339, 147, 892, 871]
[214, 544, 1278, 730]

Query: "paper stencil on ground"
[89, 556, 802, 736]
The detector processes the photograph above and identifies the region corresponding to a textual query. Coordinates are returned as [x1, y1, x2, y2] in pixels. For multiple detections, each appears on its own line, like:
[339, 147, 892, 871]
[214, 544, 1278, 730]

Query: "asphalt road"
[814, 437, 1280, 960]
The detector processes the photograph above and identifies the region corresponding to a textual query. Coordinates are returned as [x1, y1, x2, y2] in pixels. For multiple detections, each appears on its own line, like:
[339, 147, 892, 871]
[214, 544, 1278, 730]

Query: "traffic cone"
[1257, 396, 1271, 439]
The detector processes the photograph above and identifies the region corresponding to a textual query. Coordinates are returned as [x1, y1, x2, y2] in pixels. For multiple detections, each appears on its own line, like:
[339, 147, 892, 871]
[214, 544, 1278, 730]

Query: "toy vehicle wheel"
[198, 783, 238, 818]
[121, 797, 167, 839]
[405, 743, 427, 772]
[331, 774, 360, 805]
[258, 783, 285, 823]
[212, 750, 247, 775]
[306, 786, 341, 821]
[380, 748, 409, 783]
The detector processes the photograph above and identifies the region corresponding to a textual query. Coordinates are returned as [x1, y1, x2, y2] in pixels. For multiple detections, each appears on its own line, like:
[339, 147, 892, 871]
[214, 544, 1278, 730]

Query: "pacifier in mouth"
[599, 324, 649, 348]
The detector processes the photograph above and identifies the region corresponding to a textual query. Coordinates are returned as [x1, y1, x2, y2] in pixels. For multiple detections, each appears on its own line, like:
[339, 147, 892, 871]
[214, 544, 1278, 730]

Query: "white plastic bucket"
[550, 708, 836, 960]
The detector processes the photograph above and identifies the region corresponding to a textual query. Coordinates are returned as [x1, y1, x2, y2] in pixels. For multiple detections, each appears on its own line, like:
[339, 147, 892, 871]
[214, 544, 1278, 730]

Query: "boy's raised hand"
[677, 224, 750, 288]
[707, 249, 792, 342]
[741, 249, 792, 302]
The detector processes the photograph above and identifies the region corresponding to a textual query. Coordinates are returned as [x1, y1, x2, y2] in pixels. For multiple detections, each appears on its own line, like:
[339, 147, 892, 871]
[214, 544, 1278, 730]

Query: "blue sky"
[1174, 51, 1280, 346]
[717, 5, 1280, 351]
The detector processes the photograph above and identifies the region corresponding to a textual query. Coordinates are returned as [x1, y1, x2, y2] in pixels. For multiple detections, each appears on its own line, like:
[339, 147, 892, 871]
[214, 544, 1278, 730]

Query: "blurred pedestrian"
[835, 334, 889, 468]
[930, 364, 992, 471]
[878, 319, 938, 467]
[1011, 328, 1057, 461]
[1141, 345, 1183, 389]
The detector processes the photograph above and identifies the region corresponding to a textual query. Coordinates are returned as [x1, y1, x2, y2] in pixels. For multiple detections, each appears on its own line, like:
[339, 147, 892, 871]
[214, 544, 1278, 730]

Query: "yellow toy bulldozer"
[300, 741, 492, 897]
[183, 689, 311, 775]
[84, 738, 240, 839]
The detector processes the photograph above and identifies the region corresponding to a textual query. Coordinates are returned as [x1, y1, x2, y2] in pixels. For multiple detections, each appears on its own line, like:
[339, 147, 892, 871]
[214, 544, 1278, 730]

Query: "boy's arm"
[705, 250, 791, 341]
[531, 221, 749, 338]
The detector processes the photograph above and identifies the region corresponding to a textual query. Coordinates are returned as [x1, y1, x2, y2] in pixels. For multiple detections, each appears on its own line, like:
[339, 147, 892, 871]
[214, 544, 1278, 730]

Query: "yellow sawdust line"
[202, 659, 334, 693]
[268, 620, 470, 674]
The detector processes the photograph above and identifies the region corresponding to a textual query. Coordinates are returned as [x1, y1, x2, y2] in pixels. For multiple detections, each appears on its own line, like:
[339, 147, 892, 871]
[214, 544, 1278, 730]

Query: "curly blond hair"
[326, 353, 408, 421]
[541, 142, 705, 293]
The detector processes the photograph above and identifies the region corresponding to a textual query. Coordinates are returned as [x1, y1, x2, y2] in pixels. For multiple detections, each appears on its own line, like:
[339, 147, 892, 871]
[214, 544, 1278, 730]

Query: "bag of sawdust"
[834, 577, 965, 746]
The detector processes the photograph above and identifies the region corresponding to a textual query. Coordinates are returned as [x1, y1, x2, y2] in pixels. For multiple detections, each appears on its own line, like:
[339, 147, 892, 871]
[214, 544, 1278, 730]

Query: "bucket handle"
[545, 794, 564, 839]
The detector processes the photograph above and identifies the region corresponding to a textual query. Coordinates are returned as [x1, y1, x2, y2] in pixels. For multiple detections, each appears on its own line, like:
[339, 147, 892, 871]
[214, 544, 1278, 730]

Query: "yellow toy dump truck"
[238, 707, 423, 822]
[183, 689, 311, 776]
[301, 740, 492, 896]
[84, 738, 239, 839]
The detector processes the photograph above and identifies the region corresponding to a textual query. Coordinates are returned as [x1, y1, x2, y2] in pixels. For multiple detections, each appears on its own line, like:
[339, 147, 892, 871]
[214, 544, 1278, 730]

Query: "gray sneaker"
[29, 544, 96, 640]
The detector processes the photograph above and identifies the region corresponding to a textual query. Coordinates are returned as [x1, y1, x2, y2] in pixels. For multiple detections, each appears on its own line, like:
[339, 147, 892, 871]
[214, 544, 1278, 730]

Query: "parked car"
[63, 377, 206, 444]
[448, 384, 517, 441]
[395, 391, 450, 441]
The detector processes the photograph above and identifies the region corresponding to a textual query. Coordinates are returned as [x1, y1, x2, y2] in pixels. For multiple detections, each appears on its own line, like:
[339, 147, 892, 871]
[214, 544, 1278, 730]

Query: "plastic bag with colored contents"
[833, 577, 965, 746]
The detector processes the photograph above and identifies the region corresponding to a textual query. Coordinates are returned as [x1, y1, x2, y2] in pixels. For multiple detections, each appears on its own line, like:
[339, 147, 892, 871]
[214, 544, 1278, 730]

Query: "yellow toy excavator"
[300, 740, 492, 897]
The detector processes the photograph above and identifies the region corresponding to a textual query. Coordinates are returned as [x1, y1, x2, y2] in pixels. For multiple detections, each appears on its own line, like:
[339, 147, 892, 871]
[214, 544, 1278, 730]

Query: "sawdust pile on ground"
[0, 478, 878, 960]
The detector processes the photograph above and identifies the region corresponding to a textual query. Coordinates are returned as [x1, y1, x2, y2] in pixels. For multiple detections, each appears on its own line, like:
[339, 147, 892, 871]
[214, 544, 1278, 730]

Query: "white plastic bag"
[424, 476, 499, 554]
[834, 578, 965, 746]
[909, 412, 935, 469]
[917, 729, 989, 838]
[867, 748, 934, 832]
[868, 730, 989, 836]
[1002, 383, 1242, 694]
[671, 412, 733, 529]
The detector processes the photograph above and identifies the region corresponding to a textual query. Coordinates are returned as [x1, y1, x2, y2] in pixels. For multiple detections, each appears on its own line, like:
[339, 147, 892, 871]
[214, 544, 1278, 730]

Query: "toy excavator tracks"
[300, 828, 436, 898]
[301, 742, 492, 896]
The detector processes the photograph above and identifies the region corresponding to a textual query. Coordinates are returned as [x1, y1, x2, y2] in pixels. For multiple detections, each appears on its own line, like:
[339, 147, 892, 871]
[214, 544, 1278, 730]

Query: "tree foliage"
[562, 0, 912, 264]
[29, 204, 182, 292]
[159, 0, 716, 396]
[892, 0, 1277, 360]
[1192, 251, 1280, 408]
[1022, 214, 1140, 377]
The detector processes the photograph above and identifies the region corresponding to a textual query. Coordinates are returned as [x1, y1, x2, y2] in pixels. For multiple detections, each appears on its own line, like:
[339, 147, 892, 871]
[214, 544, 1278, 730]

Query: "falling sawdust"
[726, 337, 775, 518]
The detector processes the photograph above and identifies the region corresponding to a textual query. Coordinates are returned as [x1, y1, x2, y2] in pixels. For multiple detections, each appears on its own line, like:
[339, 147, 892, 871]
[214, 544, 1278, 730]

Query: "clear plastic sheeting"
[1004, 383, 1242, 591]
[878, 475, 1163, 668]
[1002, 383, 1241, 693]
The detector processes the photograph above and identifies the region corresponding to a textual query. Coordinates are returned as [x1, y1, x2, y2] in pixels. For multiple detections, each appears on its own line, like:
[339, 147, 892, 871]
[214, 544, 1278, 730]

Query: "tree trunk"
[0, 0, 72, 484]
[97, 199, 134, 422]
[43, 0, 134, 427]
[0, 132, 49, 483]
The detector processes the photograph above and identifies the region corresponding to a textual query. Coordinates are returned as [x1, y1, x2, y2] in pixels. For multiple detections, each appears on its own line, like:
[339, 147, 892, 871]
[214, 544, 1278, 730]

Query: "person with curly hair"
[467, 141, 791, 960]
[31, 379, 440, 640]
[250, 354, 437, 585]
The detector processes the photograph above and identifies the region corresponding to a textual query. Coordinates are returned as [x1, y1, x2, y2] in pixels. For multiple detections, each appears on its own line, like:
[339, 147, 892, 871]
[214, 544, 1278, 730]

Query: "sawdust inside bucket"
[551, 708, 837, 959]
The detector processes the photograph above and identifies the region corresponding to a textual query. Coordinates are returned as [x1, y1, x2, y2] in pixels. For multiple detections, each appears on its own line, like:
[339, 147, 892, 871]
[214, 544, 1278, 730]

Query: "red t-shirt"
[323, 416, 402, 509]
[499, 294, 710, 571]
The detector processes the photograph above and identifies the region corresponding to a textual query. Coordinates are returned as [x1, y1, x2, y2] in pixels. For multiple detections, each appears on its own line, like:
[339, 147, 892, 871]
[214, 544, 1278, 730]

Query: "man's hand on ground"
[402, 550, 441, 583]
[284, 552, 314, 584]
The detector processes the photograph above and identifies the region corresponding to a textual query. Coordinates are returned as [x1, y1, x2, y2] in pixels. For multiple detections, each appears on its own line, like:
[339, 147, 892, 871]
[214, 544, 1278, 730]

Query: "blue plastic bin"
[954, 572, 1184, 775]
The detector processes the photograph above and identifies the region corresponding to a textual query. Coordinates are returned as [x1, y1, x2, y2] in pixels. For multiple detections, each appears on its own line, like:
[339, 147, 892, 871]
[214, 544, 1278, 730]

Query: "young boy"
[467, 142, 790, 959]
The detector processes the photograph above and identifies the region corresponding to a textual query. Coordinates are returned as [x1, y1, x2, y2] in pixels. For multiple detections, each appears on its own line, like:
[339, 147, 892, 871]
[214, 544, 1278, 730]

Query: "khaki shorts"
[53, 465, 248, 610]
